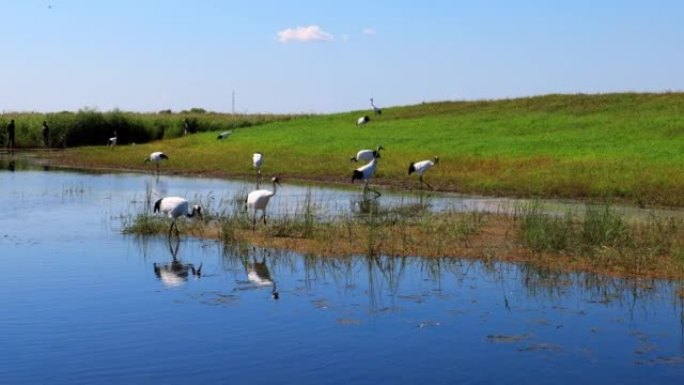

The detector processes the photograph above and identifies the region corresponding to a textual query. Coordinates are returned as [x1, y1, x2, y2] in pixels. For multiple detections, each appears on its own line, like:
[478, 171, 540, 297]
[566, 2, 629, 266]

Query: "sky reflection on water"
[1, 156, 683, 384]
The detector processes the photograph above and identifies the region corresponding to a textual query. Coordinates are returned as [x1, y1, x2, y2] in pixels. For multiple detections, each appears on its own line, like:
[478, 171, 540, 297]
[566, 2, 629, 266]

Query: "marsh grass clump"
[119, 189, 684, 279]
[516, 202, 576, 253]
[214, 189, 252, 244]
[121, 213, 167, 235]
[517, 202, 633, 255]
[216, 213, 245, 245]
[581, 205, 630, 249]
[266, 190, 319, 239]
[514, 201, 684, 274]
[453, 210, 487, 247]
[635, 215, 680, 257]
[627, 215, 684, 272]
[414, 210, 487, 255]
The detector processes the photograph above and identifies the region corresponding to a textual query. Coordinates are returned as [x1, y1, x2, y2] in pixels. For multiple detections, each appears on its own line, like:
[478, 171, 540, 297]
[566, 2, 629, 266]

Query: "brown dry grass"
[179, 212, 684, 280]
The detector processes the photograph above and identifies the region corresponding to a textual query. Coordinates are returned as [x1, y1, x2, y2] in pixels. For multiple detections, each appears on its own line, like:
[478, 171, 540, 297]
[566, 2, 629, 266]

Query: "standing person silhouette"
[42, 121, 50, 147]
[183, 118, 190, 135]
[6, 119, 16, 152]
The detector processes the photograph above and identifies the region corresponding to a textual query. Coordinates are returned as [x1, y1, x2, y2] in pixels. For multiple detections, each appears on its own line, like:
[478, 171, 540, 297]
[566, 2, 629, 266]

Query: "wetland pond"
[1, 156, 684, 384]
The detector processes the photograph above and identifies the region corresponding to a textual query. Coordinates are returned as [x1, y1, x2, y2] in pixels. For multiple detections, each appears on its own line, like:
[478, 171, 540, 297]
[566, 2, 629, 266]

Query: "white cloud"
[277, 25, 334, 43]
[362, 28, 376, 35]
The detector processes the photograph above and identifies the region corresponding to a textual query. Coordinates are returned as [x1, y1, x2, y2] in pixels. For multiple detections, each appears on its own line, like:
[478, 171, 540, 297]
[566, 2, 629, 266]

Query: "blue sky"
[1, 0, 683, 113]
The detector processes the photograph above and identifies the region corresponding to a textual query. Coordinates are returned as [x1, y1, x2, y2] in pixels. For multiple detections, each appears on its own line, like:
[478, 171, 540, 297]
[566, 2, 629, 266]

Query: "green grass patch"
[25, 92, 684, 207]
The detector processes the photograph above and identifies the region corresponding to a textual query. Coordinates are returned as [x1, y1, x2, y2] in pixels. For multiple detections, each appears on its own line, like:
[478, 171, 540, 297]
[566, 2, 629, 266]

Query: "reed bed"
[121, 192, 684, 280]
[0, 109, 300, 148]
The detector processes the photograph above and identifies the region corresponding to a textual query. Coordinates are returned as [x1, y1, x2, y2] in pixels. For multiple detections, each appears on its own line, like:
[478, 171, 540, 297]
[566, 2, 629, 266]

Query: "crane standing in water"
[153, 197, 203, 239]
[246, 176, 281, 230]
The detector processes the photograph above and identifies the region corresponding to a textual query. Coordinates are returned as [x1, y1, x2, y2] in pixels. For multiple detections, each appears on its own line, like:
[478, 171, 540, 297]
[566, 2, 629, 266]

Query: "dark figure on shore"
[6, 119, 16, 151]
[107, 130, 118, 149]
[42, 121, 50, 147]
[183, 118, 190, 135]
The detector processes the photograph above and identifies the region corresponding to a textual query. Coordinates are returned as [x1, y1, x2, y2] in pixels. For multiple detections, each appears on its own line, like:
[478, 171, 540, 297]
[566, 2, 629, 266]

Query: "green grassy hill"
[48, 93, 684, 206]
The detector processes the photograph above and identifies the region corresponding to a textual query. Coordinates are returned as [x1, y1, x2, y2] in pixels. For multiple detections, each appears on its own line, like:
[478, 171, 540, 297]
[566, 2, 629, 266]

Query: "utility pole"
[231, 90, 236, 129]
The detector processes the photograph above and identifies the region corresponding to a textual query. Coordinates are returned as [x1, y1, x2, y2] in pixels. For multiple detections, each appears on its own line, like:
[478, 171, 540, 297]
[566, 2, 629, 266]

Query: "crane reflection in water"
[152, 236, 202, 287]
[247, 253, 279, 300]
[230, 246, 280, 299]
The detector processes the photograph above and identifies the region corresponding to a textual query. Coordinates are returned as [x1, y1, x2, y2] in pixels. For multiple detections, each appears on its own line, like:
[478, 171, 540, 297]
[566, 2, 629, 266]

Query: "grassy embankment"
[39, 92, 684, 207]
[16, 92, 684, 279]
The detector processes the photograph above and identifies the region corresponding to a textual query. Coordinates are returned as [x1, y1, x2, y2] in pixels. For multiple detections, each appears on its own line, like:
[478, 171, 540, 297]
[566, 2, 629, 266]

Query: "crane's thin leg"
[363, 180, 381, 197]
[168, 221, 180, 241]
[168, 234, 180, 257]
[419, 175, 434, 190]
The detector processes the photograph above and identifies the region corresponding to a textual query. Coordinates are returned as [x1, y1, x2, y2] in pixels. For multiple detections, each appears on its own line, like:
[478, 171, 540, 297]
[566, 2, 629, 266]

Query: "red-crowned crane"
[357, 115, 370, 126]
[252, 152, 264, 186]
[351, 156, 381, 197]
[350, 145, 384, 162]
[408, 156, 440, 190]
[246, 176, 281, 230]
[153, 196, 203, 238]
[144, 151, 169, 173]
[370, 98, 382, 115]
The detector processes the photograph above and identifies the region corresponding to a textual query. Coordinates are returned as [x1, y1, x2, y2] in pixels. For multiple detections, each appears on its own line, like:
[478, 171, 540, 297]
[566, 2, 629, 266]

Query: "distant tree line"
[0, 109, 301, 148]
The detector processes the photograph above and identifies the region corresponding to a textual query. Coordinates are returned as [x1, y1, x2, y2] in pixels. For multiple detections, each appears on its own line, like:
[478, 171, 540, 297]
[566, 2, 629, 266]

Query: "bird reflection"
[247, 255, 279, 299]
[153, 236, 202, 287]
[351, 195, 381, 215]
[146, 177, 168, 204]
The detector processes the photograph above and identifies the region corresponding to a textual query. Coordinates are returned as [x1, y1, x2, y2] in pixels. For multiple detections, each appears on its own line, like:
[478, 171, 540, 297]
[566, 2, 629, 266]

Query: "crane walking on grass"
[153, 197, 203, 239]
[246, 176, 281, 230]
[350, 146, 384, 162]
[370, 98, 382, 115]
[144, 151, 169, 173]
[408, 156, 440, 190]
[357, 115, 370, 126]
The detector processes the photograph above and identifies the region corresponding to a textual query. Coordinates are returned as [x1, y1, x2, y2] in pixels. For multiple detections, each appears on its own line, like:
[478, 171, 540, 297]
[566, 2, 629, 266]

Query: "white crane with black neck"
[350, 145, 384, 162]
[153, 197, 203, 238]
[144, 151, 169, 173]
[351, 154, 381, 197]
[246, 176, 281, 230]
[408, 156, 440, 190]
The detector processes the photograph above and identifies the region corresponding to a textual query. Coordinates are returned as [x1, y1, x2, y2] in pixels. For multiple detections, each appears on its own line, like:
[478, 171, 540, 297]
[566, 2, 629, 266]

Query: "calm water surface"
[1, 157, 683, 384]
